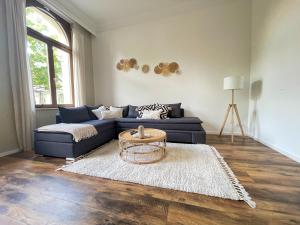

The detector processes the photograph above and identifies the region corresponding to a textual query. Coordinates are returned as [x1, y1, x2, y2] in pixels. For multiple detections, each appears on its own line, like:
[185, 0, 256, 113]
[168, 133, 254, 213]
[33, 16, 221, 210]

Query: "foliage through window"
[26, 0, 73, 108]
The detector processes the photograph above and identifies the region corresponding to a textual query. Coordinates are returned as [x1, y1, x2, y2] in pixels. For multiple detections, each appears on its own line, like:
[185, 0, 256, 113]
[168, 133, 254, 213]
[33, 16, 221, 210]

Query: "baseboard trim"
[249, 136, 300, 164]
[0, 148, 21, 157]
[206, 131, 247, 135]
[207, 131, 300, 163]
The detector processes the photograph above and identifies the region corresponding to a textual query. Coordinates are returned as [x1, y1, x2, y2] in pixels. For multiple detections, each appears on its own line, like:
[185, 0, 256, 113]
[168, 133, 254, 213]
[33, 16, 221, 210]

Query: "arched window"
[26, 6, 69, 46]
[26, 0, 73, 108]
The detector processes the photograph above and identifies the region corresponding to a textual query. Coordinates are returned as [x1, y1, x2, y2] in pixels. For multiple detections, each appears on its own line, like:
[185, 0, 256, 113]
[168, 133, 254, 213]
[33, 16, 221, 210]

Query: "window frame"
[26, 0, 74, 108]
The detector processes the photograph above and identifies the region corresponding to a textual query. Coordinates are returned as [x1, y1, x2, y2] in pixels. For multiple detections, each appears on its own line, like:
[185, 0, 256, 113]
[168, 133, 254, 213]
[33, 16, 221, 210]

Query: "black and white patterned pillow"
[100, 105, 110, 110]
[137, 104, 156, 118]
[154, 103, 169, 119]
[137, 103, 169, 119]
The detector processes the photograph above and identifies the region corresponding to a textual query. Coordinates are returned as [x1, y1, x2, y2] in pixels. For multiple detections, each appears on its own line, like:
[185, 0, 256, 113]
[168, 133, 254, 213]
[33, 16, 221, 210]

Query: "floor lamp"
[219, 76, 245, 143]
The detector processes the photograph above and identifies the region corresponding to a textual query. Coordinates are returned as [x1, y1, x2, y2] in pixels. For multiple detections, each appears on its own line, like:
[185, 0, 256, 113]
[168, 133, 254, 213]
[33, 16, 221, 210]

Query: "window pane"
[27, 36, 52, 105]
[26, 7, 69, 46]
[53, 48, 72, 105]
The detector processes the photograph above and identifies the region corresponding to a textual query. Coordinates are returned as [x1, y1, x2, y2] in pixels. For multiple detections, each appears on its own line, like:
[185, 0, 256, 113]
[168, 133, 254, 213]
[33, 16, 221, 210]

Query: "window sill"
[35, 108, 58, 111]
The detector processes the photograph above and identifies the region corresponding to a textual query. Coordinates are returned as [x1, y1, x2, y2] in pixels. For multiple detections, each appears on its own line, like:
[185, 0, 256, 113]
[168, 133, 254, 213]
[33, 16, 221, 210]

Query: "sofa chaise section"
[34, 120, 115, 158]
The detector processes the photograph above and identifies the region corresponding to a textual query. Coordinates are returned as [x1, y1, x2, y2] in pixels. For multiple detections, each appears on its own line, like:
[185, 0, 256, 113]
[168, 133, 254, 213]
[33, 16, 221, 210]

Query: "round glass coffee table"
[118, 128, 167, 164]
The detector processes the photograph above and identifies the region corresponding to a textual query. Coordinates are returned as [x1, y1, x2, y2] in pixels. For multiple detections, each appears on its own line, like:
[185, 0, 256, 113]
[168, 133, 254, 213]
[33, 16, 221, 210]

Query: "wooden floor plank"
[0, 134, 299, 225]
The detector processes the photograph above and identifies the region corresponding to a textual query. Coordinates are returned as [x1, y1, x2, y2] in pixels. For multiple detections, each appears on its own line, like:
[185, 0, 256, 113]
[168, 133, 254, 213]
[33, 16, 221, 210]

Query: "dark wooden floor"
[0, 135, 300, 225]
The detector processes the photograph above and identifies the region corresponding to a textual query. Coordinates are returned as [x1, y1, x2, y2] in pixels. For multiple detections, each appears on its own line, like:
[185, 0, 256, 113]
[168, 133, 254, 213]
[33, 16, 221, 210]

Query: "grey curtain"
[5, 0, 36, 151]
[72, 23, 94, 106]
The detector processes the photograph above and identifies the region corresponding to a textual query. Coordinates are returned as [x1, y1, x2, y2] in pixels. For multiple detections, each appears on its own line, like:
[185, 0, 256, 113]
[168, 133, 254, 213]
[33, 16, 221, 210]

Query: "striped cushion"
[137, 104, 155, 118]
[154, 103, 169, 119]
[137, 103, 169, 119]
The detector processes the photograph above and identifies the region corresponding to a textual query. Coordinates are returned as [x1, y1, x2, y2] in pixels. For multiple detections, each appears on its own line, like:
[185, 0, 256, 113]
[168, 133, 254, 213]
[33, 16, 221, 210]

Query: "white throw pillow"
[140, 110, 162, 120]
[109, 106, 123, 118]
[101, 110, 122, 119]
[92, 106, 107, 120]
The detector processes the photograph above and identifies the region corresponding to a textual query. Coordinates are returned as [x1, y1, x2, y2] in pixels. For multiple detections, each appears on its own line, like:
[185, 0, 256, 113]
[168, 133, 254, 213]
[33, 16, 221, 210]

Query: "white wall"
[249, 0, 300, 162]
[93, 0, 251, 134]
[0, 1, 19, 154]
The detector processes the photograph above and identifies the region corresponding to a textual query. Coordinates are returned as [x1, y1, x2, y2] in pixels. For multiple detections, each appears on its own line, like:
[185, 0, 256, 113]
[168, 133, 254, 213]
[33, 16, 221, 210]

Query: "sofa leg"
[66, 157, 75, 161]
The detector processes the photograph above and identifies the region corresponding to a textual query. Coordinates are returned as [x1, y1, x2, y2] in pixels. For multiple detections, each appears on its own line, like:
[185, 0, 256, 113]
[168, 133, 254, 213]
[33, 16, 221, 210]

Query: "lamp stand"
[219, 89, 245, 143]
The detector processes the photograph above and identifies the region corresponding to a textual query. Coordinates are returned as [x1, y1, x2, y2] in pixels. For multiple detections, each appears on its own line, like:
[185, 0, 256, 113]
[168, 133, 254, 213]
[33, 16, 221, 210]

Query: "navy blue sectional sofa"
[34, 105, 206, 159]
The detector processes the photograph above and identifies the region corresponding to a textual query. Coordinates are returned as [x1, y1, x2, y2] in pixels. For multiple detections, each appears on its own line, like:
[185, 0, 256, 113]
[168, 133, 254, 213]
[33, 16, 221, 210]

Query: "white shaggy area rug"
[59, 141, 255, 208]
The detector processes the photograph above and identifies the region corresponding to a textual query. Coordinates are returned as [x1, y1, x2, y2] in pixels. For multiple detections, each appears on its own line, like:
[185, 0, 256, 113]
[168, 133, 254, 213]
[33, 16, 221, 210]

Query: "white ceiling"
[54, 0, 226, 32]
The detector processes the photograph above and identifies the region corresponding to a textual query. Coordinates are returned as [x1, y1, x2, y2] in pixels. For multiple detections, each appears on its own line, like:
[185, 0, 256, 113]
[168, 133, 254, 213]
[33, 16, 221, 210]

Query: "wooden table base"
[119, 141, 166, 164]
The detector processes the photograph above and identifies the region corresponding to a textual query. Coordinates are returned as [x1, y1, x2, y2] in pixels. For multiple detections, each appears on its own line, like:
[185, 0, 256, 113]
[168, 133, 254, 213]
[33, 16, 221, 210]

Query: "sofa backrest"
[56, 113, 62, 124]
[180, 108, 184, 117]
[56, 107, 185, 124]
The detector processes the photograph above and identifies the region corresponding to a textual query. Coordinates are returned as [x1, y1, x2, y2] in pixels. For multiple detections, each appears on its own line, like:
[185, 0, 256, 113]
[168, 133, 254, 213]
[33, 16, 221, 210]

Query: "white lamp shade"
[223, 76, 244, 90]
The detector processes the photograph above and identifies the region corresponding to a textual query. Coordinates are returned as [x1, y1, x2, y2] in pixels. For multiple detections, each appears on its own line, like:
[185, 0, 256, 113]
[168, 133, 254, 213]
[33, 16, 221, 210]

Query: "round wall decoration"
[158, 63, 165, 68]
[169, 62, 179, 73]
[154, 62, 180, 76]
[116, 62, 123, 70]
[154, 65, 162, 74]
[129, 58, 137, 68]
[116, 58, 139, 72]
[142, 65, 150, 73]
